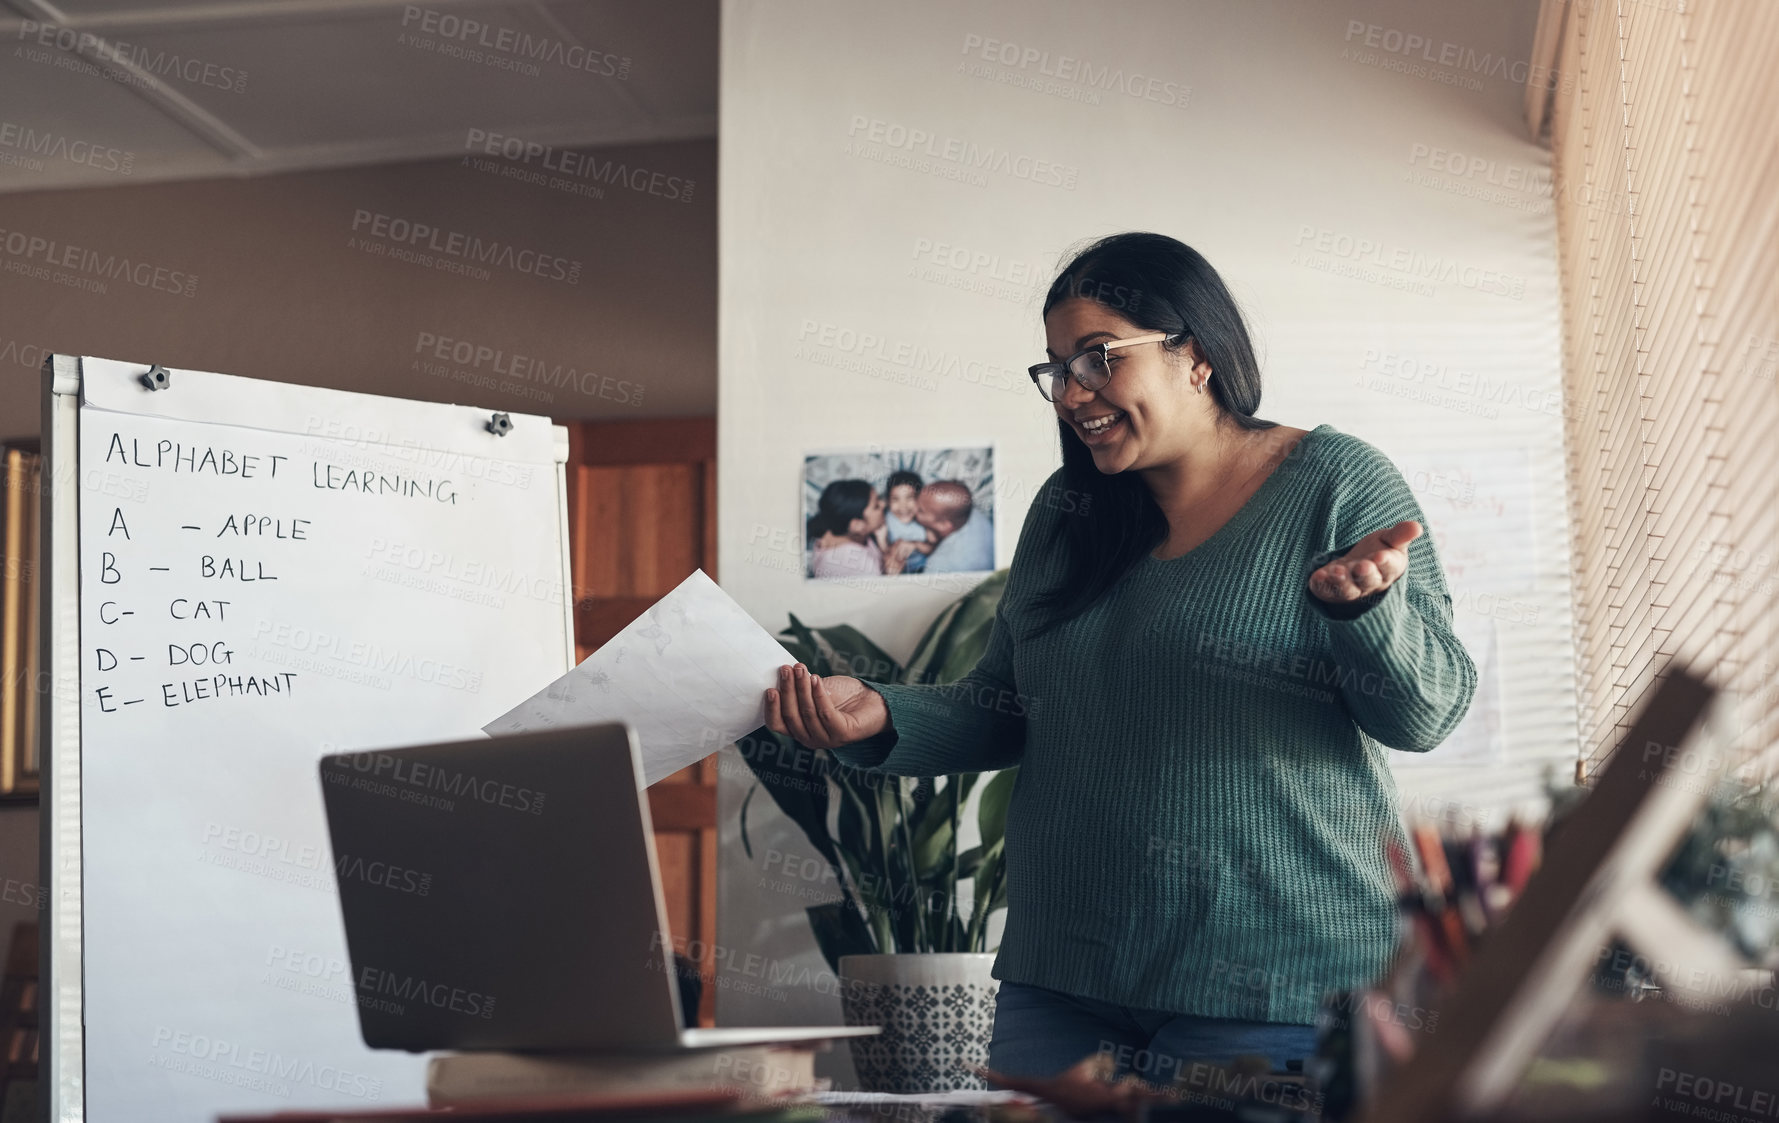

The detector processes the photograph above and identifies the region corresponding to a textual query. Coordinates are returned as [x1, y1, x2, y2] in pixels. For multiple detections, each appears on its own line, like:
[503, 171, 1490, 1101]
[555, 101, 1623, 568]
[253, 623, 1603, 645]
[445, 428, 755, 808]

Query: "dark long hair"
[1027, 232, 1277, 637]
[885, 469, 924, 500]
[807, 478, 873, 545]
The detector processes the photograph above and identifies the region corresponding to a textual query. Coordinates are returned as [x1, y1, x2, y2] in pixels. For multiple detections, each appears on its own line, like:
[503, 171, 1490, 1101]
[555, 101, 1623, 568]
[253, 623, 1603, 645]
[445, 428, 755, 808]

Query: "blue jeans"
[985, 981, 1317, 1082]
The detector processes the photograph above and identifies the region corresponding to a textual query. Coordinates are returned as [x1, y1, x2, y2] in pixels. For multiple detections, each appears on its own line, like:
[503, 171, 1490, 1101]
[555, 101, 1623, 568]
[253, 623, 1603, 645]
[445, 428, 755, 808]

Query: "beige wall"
[0, 137, 715, 442]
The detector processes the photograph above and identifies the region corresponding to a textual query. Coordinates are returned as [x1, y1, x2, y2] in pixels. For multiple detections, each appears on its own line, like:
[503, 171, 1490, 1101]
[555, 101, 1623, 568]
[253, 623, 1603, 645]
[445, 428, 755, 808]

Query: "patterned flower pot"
[838, 953, 1000, 1093]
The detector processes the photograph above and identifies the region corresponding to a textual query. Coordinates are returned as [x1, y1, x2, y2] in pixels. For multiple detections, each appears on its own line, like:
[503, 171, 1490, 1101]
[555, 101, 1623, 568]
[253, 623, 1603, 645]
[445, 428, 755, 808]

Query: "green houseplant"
[737, 569, 1021, 1091]
[738, 569, 1019, 971]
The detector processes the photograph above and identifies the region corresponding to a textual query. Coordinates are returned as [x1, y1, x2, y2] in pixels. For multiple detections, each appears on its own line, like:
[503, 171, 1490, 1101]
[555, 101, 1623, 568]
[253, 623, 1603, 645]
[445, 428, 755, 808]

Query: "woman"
[807, 479, 919, 578]
[765, 233, 1476, 1080]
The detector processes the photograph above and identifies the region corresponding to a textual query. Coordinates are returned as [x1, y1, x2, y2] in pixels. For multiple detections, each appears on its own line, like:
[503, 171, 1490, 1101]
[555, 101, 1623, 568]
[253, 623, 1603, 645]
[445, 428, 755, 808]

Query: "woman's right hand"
[763, 664, 890, 749]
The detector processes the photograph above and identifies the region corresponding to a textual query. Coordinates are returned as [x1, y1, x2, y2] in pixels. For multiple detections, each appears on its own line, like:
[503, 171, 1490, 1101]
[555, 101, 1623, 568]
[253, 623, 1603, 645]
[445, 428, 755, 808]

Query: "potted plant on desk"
[739, 570, 1018, 1094]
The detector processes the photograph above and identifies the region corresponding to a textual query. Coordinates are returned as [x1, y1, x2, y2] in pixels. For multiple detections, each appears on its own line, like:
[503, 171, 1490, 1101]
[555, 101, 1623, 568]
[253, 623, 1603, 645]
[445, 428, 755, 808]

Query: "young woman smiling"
[762, 232, 1477, 1080]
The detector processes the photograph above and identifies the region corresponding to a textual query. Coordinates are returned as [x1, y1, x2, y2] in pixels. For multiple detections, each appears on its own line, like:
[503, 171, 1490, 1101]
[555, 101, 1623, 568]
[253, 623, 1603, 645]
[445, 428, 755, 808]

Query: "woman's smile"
[1076, 409, 1128, 444]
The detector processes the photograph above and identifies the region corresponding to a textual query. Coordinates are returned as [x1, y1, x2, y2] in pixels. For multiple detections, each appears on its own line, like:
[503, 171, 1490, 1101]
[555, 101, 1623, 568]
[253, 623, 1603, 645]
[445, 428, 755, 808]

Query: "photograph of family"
[802, 446, 996, 580]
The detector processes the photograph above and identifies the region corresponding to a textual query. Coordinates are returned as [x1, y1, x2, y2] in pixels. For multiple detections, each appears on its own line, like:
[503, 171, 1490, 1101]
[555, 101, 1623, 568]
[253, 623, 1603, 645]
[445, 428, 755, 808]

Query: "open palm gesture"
[762, 664, 889, 750]
[1308, 520, 1422, 606]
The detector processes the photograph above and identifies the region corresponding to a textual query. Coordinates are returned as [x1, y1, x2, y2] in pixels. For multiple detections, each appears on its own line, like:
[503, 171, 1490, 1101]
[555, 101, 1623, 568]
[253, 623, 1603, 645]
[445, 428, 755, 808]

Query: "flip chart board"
[39, 355, 575, 1123]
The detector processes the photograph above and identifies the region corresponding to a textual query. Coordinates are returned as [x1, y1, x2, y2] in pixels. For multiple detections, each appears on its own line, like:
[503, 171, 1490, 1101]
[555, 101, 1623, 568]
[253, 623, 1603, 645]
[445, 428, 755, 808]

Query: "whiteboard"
[40, 356, 576, 1123]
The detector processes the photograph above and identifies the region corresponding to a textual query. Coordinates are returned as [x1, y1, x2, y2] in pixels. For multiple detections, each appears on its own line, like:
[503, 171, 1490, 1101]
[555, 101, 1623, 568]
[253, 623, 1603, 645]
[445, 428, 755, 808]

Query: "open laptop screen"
[318, 723, 688, 1052]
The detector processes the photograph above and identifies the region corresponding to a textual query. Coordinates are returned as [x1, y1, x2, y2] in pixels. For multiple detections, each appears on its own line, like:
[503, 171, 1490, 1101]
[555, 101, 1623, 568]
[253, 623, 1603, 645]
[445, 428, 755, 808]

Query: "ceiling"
[0, 0, 718, 193]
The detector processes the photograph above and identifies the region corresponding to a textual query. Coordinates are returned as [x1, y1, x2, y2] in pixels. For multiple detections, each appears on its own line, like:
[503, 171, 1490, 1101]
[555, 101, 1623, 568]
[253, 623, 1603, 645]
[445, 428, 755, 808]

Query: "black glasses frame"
[1027, 332, 1190, 402]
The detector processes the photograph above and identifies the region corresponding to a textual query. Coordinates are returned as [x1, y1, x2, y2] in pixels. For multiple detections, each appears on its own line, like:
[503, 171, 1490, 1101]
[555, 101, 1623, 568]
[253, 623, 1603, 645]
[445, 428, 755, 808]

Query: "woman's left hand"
[1308, 520, 1421, 605]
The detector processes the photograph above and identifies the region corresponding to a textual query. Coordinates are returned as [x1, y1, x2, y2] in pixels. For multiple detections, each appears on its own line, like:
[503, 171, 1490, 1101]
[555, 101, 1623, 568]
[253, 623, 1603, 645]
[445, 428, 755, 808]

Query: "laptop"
[318, 721, 881, 1053]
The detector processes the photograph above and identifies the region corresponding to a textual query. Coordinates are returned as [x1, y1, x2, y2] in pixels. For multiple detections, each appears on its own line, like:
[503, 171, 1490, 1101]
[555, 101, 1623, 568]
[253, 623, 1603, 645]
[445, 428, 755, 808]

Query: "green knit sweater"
[828, 424, 1477, 1025]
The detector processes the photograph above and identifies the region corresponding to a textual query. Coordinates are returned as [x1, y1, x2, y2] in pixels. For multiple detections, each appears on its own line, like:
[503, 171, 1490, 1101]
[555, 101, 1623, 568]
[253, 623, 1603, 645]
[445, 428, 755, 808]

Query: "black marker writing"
[170, 599, 229, 621]
[312, 462, 457, 504]
[161, 672, 297, 707]
[216, 514, 309, 539]
[104, 433, 286, 479]
[200, 556, 277, 581]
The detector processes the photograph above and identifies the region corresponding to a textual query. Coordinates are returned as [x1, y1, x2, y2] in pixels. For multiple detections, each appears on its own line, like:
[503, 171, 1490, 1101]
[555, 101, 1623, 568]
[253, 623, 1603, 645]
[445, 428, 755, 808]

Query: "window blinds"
[1543, 0, 1779, 781]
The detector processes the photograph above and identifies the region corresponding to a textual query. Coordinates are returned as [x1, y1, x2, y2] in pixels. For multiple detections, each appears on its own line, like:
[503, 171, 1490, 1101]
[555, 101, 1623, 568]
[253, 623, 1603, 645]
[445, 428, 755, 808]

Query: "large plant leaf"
[963, 769, 1019, 950]
[805, 900, 878, 975]
[735, 726, 843, 873]
[903, 570, 1009, 686]
[902, 569, 1007, 683]
[739, 783, 761, 859]
[897, 782, 925, 950]
[977, 767, 1018, 846]
[901, 598, 966, 687]
[835, 775, 877, 870]
[955, 844, 987, 881]
[780, 615, 834, 677]
[905, 775, 943, 940]
[923, 618, 999, 689]
[834, 814, 891, 953]
[948, 772, 981, 812]
[906, 775, 938, 850]
[876, 776, 914, 952]
[948, 911, 970, 951]
[802, 622, 904, 685]
[966, 838, 1005, 951]
[839, 770, 912, 953]
[775, 635, 818, 670]
[911, 777, 975, 902]
[911, 780, 961, 874]
[747, 573, 1022, 959]
[835, 775, 877, 897]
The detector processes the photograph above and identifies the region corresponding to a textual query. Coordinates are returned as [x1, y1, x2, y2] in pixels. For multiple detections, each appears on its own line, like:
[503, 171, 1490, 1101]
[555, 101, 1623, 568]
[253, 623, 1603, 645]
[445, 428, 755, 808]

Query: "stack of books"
[215, 1037, 848, 1122]
[218, 1086, 831, 1123]
[424, 1040, 834, 1107]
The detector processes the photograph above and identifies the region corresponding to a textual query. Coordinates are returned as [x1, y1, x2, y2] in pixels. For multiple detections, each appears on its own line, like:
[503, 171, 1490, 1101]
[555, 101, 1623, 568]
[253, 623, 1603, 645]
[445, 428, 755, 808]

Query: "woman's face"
[888, 483, 919, 522]
[1043, 297, 1206, 474]
[851, 488, 886, 536]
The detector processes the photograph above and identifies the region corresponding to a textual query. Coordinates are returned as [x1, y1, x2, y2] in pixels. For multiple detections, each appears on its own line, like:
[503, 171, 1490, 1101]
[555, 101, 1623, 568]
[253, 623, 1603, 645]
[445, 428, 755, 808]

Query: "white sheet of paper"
[481, 569, 791, 786]
[1395, 447, 1538, 595]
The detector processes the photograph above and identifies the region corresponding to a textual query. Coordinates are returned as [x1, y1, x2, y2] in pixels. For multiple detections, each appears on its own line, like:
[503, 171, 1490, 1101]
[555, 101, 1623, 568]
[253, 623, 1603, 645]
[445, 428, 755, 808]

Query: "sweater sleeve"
[827, 474, 1065, 777]
[1303, 445, 1478, 753]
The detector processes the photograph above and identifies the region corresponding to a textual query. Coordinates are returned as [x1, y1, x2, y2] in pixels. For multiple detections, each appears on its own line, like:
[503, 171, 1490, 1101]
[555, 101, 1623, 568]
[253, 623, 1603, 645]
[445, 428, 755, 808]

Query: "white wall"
[716, 0, 1569, 1082]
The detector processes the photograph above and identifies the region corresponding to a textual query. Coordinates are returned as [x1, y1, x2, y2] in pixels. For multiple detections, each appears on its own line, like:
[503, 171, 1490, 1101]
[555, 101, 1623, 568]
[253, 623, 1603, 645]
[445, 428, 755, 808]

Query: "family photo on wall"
[802, 446, 996, 580]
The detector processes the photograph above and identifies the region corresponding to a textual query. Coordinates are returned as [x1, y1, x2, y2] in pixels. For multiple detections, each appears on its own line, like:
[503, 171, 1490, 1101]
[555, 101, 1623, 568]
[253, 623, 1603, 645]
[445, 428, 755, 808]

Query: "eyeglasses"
[1027, 332, 1189, 403]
